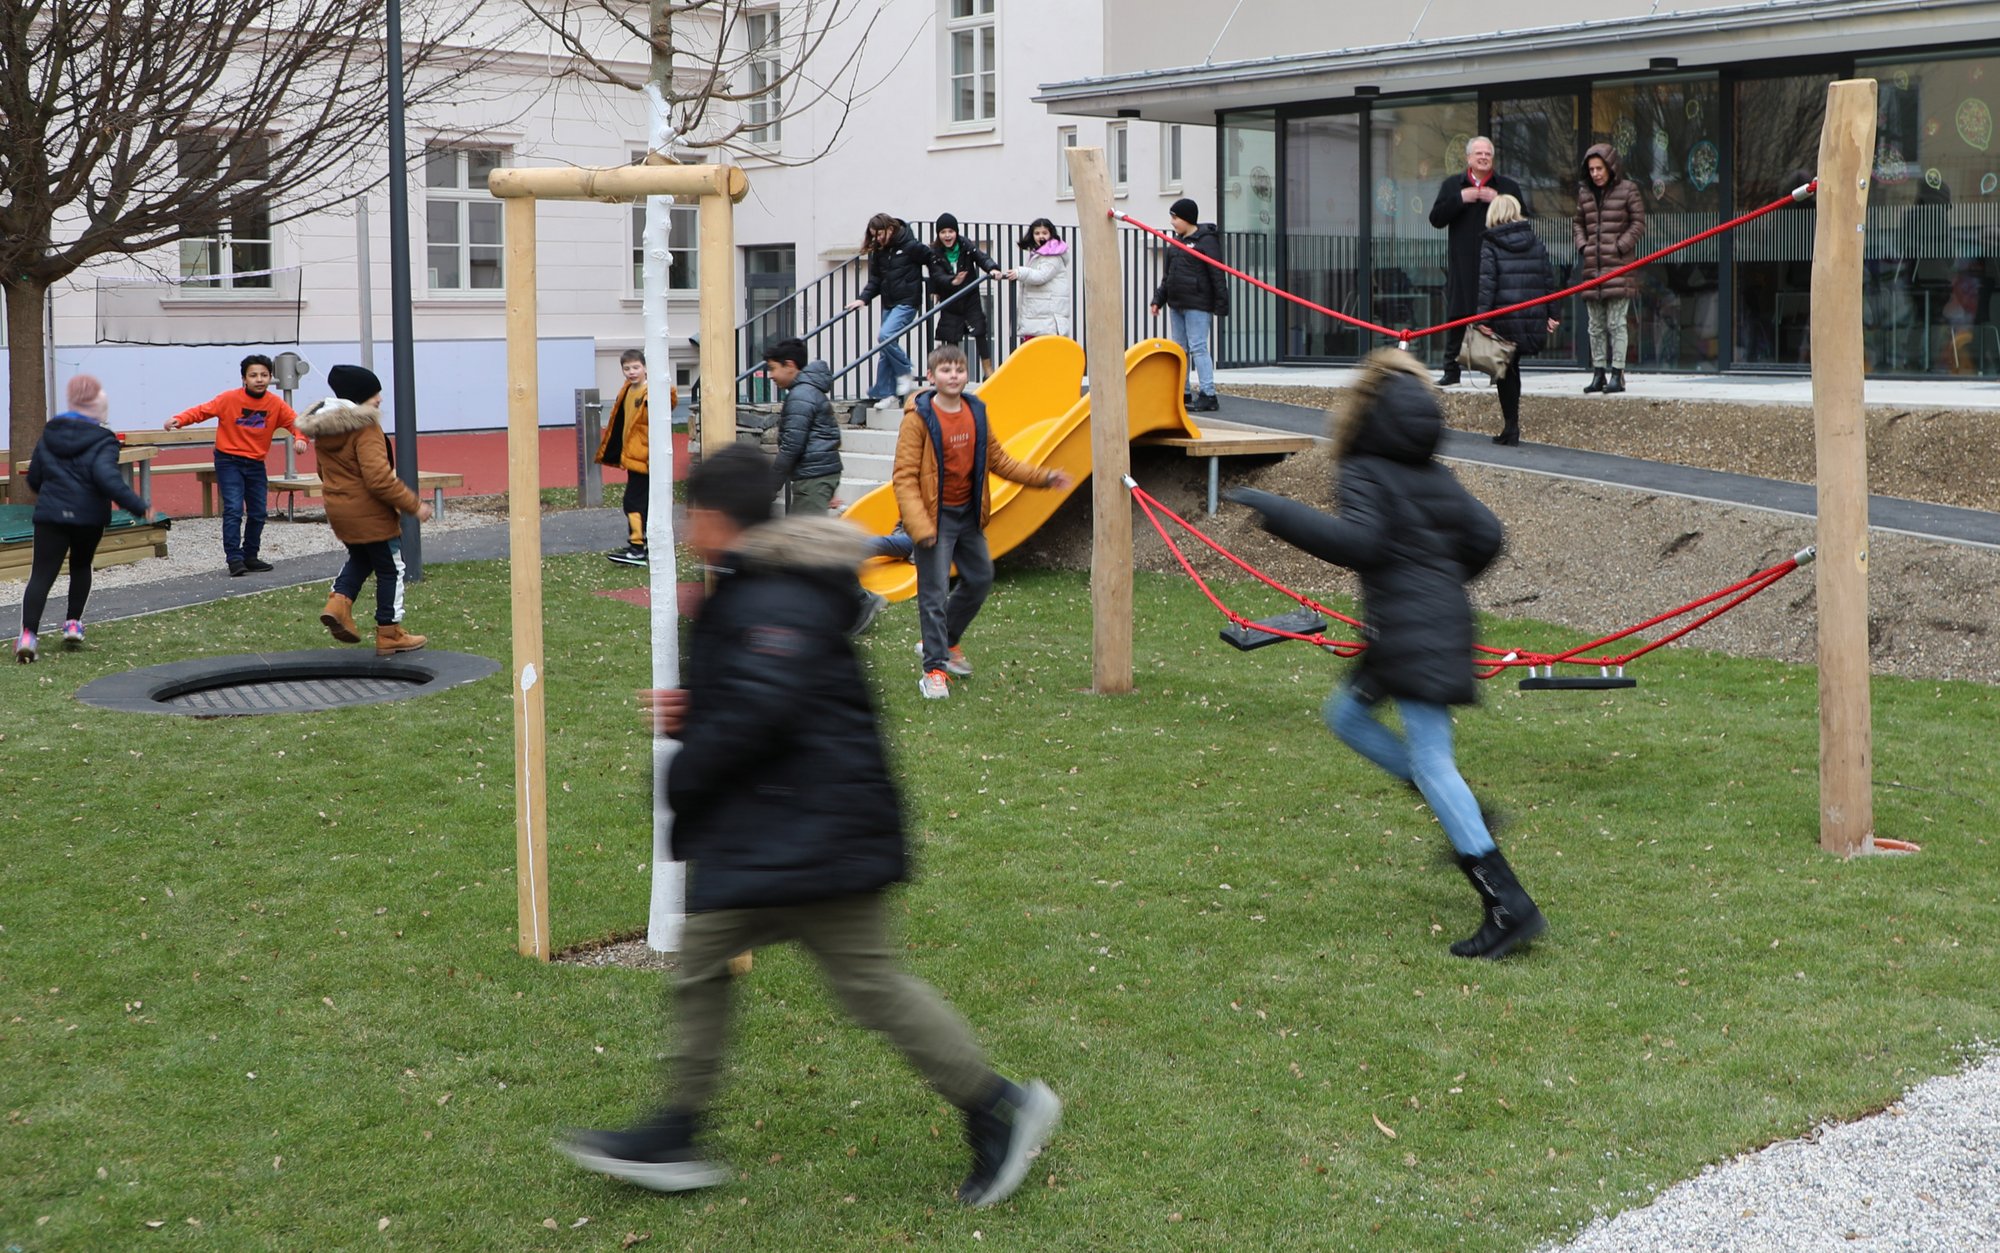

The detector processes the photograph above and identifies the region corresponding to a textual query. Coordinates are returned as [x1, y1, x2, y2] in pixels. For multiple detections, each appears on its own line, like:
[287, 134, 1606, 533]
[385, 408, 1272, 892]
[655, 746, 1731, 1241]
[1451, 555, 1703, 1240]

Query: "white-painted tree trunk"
[643, 80, 686, 952]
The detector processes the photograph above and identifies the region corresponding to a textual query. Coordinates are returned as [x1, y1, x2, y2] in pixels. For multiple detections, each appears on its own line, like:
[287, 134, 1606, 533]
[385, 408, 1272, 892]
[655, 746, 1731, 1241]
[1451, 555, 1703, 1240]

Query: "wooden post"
[1809, 79, 1877, 858]
[502, 194, 552, 958]
[696, 169, 749, 462]
[1066, 147, 1134, 695]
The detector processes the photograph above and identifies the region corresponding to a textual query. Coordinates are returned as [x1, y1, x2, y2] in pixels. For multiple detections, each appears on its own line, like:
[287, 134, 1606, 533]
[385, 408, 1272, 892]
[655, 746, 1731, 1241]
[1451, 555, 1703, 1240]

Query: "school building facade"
[1037, 0, 2000, 378]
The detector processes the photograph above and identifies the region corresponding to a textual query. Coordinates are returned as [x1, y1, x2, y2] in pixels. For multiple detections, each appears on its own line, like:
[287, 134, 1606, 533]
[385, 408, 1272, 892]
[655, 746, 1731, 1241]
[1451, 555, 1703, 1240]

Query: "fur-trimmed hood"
[297, 397, 385, 439]
[728, 516, 874, 577]
[1332, 349, 1440, 460]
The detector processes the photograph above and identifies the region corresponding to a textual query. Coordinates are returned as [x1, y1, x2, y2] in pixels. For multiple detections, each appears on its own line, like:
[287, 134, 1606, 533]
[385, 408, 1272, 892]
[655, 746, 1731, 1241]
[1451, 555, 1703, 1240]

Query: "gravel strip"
[0, 502, 498, 610]
[1543, 1052, 2000, 1252]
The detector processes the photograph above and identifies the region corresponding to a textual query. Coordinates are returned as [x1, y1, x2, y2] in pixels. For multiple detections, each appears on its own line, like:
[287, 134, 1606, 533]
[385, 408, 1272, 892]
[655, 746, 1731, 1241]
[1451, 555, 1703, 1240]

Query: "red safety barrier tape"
[1126, 480, 1809, 677]
[1115, 177, 1817, 346]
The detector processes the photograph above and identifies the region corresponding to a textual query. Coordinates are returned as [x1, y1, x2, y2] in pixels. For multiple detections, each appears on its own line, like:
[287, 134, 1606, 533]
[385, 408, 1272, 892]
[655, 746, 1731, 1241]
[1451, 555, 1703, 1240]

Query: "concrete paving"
[1217, 364, 2000, 411]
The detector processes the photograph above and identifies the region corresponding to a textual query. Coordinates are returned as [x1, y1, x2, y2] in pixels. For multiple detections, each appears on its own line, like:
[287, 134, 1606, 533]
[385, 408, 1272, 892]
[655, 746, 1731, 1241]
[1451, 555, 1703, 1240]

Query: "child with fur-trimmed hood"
[296, 365, 432, 656]
[1223, 349, 1546, 960]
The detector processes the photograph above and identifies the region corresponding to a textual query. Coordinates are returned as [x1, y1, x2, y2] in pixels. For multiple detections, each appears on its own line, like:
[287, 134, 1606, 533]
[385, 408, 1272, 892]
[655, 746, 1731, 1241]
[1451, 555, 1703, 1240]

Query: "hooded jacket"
[297, 399, 421, 544]
[1229, 352, 1502, 706]
[596, 379, 658, 474]
[890, 390, 1061, 544]
[1015, 239, 1072, 336]
[1572, 144, 1647, 302]
[772, 361, 844, 482]
[854, 222, 933, 309]
[25, 416, 150, 527]
[1151, 222, 1231, 316]
[1477, 220, 1558, 355]
[667, 516, 906, 913]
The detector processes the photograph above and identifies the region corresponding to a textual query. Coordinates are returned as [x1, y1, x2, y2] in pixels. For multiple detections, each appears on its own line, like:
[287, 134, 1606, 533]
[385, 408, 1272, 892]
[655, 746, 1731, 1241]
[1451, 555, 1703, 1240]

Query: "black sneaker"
[241, 557, 275, 573]
[606, 546, 649, 567]
[555, 1110, 730, 1193]
[956, 1079, 1061, 1208]
[228, 561, 248, 577]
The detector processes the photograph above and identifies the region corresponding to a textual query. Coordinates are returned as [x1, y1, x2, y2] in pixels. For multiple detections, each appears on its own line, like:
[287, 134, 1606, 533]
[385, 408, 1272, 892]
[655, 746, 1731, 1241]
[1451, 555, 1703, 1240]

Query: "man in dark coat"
[557, 445, 1059, 1208]
[1428, 137, 1525, 386]
[1223, 351, 1545, 961]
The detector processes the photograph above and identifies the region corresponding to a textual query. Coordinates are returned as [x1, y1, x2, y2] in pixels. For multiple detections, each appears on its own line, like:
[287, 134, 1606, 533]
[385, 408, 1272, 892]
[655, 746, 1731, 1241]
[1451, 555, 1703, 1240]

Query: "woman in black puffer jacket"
[1224, 350, 1545, 961]
[845, 213, 934, 409]
[1475, 195, 1559, 446]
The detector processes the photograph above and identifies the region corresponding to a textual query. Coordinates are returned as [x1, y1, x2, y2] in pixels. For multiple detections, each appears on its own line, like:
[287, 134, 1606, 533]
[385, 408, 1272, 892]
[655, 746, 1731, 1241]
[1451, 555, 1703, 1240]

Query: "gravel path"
[1542, 1052, 2000, 1252]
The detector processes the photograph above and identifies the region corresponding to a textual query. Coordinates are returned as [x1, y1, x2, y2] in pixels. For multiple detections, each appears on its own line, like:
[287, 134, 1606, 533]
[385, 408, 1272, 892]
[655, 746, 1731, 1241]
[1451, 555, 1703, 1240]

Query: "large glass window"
[177, 134, 273, 290]
[744, 11, 782, 145]
[425, 146, 505, 292]
[1860, 53, 2000, 376]
[1369, 97, 1478, 368]
[1220, 110, 1278, 366]
[1591, 76, 1721, 370]
[1284, 113, 1363, 358]
[1490, 93, 1580, 361]
[945, 0, 997, 128]
[1732, 74, 1830, 367]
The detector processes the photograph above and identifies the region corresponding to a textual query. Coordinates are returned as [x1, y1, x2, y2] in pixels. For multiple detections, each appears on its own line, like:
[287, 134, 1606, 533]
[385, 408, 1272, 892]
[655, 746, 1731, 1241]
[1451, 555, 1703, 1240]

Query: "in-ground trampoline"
[75, 649, 499, 717]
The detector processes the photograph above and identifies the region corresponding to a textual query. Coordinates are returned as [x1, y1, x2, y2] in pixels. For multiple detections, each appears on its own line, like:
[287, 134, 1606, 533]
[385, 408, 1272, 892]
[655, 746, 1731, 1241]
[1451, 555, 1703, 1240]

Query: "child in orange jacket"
[163, 353, 299, 576]
[597, 348, 679, 567]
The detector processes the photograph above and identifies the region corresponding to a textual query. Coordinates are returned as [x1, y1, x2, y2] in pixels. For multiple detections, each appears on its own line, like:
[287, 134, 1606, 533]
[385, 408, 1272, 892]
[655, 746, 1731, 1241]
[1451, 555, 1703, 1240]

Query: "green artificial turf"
[2, 559, 1995, 1251]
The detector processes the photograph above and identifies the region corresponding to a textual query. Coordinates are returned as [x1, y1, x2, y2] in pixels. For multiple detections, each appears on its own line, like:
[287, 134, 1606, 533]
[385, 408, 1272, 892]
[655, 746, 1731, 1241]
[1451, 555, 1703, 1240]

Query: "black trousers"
[20, 522, 104, 633]
[936, 304, 993, 364]
[623, 470, 650, 548]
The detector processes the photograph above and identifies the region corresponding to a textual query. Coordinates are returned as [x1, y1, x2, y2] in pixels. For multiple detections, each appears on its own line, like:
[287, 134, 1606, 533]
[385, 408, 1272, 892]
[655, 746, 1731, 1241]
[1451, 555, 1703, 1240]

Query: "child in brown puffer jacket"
[297, 365, 432, 656]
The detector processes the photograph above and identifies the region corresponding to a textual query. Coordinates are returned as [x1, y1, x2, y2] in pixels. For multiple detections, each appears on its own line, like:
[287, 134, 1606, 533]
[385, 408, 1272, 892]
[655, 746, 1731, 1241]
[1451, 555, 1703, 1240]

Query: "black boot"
[1583, 368, 1607, 394]
[1604, 369, 1626, 395]
[1491, 422, 1519, 447]
[1436, 366, 1461, 387]
[1450, 848, 1545, 960]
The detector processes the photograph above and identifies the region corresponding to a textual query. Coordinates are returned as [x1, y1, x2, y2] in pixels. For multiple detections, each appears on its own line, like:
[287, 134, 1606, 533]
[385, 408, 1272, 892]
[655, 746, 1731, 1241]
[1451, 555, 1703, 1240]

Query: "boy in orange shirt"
[164, 354, 300, 575]
[891, 344, 1071, 700]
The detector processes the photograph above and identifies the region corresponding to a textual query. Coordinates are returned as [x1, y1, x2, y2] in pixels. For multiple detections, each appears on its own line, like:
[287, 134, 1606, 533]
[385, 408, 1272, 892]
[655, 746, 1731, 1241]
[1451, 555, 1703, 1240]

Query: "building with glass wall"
[1038, 1, 2000, 377]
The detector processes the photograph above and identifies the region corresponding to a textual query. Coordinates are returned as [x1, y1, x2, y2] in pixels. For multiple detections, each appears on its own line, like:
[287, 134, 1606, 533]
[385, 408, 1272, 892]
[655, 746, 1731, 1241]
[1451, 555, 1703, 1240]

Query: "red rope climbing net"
[1126, 480, 1813, 680]
[1114, 178, 1818, 346]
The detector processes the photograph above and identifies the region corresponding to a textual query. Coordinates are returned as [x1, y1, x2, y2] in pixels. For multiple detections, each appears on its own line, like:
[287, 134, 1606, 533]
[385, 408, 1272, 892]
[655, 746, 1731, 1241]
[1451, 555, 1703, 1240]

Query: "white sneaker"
[873, 395, 900, 410]
[916, 640, 972, 676]
[918, 669, 951, 700]
[896, 375, 919, 397]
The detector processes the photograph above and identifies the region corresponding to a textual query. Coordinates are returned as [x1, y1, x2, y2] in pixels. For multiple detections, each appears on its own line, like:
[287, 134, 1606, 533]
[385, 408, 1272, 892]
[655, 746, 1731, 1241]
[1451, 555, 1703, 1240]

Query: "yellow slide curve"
[843, 335, 1202, 603]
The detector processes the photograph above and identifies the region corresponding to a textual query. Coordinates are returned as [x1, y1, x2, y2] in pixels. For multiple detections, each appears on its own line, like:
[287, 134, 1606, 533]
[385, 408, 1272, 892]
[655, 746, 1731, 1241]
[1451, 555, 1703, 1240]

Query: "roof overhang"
[1036, 0, 2000, 123]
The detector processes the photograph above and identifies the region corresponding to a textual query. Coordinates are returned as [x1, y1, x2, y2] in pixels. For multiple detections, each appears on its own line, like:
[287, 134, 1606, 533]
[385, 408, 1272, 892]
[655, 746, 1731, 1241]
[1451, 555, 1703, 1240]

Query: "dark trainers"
[228, 561, 248, 577]
[555, 1110, 730, 1193]
[241, 557, 275, 573]
[956, 1079, 1061, 1208]
[607, 545, 649, 567]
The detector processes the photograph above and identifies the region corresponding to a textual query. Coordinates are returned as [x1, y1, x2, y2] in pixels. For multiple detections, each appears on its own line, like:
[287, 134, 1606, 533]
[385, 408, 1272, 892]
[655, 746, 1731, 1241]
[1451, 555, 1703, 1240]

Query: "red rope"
[1114, 178, 1817, 346]
[1126, 481, 1810, 677]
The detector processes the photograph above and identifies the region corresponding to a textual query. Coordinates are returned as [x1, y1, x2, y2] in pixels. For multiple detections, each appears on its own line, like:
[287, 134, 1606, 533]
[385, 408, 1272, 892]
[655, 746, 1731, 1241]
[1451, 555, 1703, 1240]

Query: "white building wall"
[27, 1, 1209, 428]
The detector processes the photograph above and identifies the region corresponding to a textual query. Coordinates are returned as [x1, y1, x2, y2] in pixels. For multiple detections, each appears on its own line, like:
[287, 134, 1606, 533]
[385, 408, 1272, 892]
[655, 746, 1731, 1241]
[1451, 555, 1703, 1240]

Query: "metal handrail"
[826, 272, 994, 389]
[735, 303, 868, 384]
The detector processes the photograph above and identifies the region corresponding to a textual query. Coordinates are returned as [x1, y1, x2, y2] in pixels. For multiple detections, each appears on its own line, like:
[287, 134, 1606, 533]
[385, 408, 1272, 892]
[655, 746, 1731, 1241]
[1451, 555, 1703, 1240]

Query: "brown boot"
[375, 623, 427, 657]
[320, 593, 362, 643]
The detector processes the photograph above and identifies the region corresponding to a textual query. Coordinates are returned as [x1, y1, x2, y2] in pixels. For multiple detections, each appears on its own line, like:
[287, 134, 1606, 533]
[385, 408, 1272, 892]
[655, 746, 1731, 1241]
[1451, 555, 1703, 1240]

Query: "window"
[177, 134, 273, 290]
[629, 202, 700, 294]
[1108, 122, 1130, 194]
[1161, 123, 1183, 191]
[1056, 125, 1078, 198]
[425, 146, 505, 292]
[744, 11, 782, 145]
[945, 0, 997, 127]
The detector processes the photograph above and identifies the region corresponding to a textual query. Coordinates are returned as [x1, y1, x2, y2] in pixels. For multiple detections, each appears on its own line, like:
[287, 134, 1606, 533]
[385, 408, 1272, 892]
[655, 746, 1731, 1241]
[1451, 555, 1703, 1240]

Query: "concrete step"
[839, 451, 895, 483]
[836, 476, 885, 506]
[839, 426, 898, 456]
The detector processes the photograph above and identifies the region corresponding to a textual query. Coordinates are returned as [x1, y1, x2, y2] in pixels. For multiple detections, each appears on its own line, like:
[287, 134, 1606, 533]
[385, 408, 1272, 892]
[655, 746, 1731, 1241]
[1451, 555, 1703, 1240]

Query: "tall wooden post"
[1809, 79, 1877, 858]
[502, 194, 552, 958]
[696, 170, 749, 461]
[1066, 147, 1134, 695]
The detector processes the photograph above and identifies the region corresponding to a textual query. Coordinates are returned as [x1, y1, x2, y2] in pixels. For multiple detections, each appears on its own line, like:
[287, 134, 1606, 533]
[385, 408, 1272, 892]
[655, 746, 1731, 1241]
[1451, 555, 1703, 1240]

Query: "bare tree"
[521, 0, 894, 165]
[0, 0, 519, 501]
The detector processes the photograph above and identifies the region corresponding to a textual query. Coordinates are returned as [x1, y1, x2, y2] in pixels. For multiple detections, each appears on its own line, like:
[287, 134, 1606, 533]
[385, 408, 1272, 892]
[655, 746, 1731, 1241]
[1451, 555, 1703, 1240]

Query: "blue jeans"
[212, 451, 268, 565]
[1169, 307, 1215, 397]
[1325, 685, 1495, 857]
[869, 302, 919, 400]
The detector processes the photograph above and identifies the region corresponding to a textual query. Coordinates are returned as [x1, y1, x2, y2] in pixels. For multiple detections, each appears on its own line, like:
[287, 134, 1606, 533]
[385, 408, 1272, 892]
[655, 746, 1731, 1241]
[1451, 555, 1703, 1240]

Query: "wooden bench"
[0, 500, 169, 580]
[252, 471, 466, 522]
[122, 429, 299, 516]
[8, 445, 158, 499]
[1134, 419, 1320, 514]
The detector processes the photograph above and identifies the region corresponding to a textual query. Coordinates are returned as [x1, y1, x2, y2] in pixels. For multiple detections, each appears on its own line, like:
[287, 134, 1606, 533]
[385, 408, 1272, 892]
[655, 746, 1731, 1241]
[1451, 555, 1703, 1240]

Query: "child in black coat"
[1225, 350, 1545, 960]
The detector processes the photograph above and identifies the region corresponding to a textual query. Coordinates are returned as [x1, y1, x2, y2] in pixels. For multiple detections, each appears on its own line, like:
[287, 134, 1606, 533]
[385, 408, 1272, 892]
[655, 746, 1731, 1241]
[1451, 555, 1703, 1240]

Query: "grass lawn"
[3, 558, 1996, 1251]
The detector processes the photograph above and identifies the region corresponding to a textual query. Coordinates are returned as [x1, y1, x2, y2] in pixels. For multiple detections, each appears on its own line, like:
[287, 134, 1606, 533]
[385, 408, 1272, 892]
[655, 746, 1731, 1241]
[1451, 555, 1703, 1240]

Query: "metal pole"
[386, 0, 423, 579]
[358, 200, 375, 371]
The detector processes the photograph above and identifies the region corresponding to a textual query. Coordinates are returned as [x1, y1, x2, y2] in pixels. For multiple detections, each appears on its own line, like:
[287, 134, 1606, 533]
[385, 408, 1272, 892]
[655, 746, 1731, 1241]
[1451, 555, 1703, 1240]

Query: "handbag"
[1457, 323, 1518, 380]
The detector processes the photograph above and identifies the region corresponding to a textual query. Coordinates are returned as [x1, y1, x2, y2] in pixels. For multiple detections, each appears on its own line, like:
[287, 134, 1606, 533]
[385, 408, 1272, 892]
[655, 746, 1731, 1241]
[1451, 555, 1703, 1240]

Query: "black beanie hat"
[328, 364, 383, 404]
[1169, 198, 1200, 225]
[935, 212, 960, 233]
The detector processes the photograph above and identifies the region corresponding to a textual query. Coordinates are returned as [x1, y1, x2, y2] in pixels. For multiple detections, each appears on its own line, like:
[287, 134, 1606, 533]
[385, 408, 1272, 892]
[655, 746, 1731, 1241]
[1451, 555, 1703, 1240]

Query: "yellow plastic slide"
[844, 335, 1203, 602]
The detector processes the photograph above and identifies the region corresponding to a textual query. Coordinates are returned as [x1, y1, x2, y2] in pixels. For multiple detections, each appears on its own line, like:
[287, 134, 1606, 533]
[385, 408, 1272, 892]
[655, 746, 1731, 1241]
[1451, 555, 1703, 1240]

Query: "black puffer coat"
[25, 416, 150, 527]
[1151, 222, 1231, 316]
[667, 517, 905, 912]
[1429, 171, 1526, 318]
[855, 222, 933, 309]
[771, 361, 843, 482]
[926, 239, 1001, 299]
[1477, 221, 1558, 356]
[1229, 361, 1503, 706]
